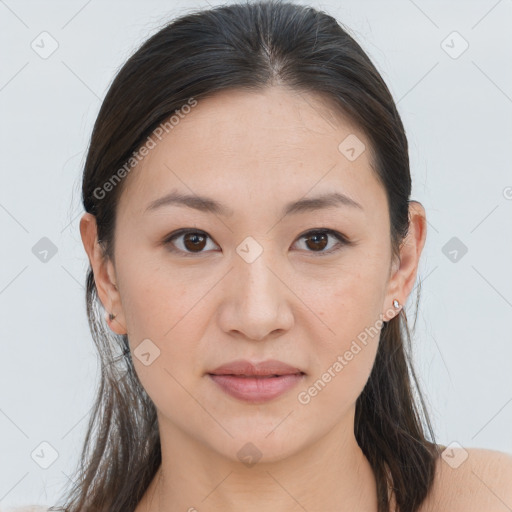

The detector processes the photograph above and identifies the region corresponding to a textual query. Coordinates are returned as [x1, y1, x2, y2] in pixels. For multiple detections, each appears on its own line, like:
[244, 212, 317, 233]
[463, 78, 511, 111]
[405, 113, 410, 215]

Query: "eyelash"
[162, 228, 353, 257]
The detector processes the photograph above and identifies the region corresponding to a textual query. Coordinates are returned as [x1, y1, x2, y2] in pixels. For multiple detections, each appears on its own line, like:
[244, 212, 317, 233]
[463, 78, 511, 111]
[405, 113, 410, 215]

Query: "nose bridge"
[236, 246, 280, 308]
[222, 242, 293, 340]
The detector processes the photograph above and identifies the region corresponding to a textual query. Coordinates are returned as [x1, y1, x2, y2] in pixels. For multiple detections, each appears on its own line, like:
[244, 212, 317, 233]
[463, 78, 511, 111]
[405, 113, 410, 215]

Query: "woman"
[15, 1, 510, 511]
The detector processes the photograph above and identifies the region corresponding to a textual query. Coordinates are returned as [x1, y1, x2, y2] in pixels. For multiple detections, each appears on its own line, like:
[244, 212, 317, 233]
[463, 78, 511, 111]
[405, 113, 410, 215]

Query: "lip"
[207, 359, 306, 403]
[209, 359, 305, 377]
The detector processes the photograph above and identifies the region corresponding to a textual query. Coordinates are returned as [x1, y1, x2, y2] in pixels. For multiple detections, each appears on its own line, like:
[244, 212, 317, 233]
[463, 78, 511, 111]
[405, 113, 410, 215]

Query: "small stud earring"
[105, 311, 116, 323]
[393, 299, 400, 309]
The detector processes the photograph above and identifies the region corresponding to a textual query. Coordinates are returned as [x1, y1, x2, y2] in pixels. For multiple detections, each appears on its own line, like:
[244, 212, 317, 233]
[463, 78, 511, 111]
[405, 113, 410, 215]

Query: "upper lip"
[208, 359, 305, 377]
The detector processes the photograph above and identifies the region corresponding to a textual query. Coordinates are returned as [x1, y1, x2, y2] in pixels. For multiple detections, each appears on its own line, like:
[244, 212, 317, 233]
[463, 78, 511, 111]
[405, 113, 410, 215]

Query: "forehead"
[117, 86, 387, 222]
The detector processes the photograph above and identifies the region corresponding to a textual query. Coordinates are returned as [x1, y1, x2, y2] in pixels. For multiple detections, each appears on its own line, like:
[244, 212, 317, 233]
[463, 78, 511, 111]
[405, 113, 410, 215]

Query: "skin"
[80, 86, 512, 511]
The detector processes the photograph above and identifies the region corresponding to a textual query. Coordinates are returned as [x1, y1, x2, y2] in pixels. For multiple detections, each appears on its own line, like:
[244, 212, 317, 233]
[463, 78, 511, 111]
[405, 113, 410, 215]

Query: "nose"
[217, 253, 294, 341]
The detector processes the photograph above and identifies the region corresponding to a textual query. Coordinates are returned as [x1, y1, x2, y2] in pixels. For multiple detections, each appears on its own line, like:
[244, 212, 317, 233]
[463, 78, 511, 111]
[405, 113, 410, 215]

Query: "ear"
[79, 212, 127, 335]
[382, 201, 427, 322]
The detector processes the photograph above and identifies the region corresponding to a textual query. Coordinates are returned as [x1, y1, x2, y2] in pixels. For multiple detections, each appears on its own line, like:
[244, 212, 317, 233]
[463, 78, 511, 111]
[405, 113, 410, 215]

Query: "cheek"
[311, 268, 385, 344]
[118, 265, 209, 402]
[299, 320, 381, 418]
[117, 252, 199, 339]
[299, 264, 385, 409]
[128, 307, 201, 422]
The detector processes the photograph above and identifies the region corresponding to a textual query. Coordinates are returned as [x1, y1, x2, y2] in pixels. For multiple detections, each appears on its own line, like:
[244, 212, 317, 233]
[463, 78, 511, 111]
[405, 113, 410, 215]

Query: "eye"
[163, 228, 352, 257]
[163, 229, 218, 256]
[293, 229, 351, 255]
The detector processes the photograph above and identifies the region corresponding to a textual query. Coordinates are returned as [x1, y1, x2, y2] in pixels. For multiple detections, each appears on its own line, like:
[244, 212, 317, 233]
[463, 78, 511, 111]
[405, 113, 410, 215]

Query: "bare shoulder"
[420, 445, 512, 512]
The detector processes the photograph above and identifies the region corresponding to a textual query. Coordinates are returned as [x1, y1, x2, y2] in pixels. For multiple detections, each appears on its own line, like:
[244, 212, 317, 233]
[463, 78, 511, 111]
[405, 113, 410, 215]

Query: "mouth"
[207, 372, 306, 403]
[206, 359, 306, 403]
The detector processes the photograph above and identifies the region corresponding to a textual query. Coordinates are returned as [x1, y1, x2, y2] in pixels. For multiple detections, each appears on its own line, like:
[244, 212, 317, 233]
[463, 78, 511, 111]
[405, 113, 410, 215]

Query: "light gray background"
[1, 0, 511, 507]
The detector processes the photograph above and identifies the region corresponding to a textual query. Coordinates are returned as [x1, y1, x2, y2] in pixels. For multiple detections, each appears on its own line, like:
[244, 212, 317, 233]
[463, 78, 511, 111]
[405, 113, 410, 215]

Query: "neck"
[139, 406, 379, 512]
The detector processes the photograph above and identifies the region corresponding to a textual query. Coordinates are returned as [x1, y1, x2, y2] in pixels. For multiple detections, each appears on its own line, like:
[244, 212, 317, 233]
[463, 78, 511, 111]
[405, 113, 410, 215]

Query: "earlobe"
[104, 308, 127, 335]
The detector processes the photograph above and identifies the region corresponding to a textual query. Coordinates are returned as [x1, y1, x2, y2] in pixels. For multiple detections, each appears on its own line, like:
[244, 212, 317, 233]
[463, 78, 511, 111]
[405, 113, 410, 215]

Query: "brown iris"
[304, 232, 328, 251]
[183, 232, 207, 252]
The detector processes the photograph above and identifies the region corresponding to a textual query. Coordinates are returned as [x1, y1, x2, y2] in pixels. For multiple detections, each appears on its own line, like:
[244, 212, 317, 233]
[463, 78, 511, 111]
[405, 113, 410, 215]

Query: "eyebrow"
[144, 190, 363, 217]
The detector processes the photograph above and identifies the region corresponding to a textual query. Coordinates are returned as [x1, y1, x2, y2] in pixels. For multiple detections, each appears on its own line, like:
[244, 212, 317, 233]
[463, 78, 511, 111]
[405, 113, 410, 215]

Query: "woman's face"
[82, 86, 423, 463]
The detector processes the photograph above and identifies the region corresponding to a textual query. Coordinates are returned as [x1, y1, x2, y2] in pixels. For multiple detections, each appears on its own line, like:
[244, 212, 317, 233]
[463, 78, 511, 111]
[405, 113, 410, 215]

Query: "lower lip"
[208, 373, 305, 403]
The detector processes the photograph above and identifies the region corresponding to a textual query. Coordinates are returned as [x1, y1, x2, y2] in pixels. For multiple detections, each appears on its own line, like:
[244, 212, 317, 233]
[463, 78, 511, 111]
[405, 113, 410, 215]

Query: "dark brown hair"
[51, 1, 440, 510]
